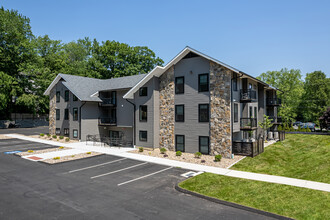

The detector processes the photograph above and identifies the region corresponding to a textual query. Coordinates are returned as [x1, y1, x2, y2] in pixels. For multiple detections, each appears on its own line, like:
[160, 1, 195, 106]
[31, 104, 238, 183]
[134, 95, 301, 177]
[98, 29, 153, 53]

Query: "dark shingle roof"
[59, 73, 146, 102]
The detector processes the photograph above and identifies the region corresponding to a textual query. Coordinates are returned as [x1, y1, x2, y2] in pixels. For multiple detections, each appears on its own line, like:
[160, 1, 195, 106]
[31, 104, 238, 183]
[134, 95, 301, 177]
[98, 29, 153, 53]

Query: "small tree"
[258, 115, 273, 139]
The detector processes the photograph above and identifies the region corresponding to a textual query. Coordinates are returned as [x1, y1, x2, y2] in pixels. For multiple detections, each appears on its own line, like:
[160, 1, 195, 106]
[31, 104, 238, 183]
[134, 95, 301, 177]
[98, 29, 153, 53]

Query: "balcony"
[99, 98, 116, 107]
[266, 98, 281, 106]
[98, 117, 117, 126]
[240, 89, 257, 102]
[233, 139, 264, 157]
[269, 116, 282, 124]
[240, 118, 257, 130]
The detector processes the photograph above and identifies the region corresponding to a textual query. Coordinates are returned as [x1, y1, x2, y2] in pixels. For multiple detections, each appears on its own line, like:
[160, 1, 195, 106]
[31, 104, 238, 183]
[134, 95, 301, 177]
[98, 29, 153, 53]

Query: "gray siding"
[174, 56, 210, 153]
[116, 89, 134, 127]
[81, 102, 99, 141]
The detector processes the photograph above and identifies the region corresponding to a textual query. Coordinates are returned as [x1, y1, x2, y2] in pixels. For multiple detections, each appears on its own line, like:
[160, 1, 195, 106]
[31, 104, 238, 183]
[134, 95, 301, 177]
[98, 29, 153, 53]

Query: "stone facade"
[159, 66, 175, 151]
[49, 88, 56, 135]
[209, 61, 232, 158]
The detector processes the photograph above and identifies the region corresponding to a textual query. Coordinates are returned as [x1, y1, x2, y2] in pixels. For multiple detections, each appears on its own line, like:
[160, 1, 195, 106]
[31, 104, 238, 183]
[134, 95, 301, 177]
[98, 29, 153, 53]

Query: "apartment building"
[44, 47, 281, 158]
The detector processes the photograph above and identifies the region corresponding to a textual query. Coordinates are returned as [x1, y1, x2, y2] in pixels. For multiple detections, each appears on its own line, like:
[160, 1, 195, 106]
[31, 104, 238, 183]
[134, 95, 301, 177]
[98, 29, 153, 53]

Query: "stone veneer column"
[49, 88, 56, 135]
[159, 66, 175, 151]
[209, 62, 232, 158]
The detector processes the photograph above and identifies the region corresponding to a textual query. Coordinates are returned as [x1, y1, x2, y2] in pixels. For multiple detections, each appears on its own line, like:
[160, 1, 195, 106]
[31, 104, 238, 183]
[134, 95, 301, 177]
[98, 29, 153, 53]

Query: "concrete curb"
[175, 184, 294, 220]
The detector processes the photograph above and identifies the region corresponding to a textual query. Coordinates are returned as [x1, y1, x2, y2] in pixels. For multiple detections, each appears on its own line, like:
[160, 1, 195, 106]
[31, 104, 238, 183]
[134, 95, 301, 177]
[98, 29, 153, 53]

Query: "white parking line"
[118, 167, 173, 186]
[91, 162, 148, 179]
[69, 158, 127, 173]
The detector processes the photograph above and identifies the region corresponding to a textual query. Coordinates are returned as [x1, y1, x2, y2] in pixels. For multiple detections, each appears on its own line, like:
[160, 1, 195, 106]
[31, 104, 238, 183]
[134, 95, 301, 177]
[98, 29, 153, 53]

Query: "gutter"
[79, 101, 87, 140]
[125, 99, 136, 146]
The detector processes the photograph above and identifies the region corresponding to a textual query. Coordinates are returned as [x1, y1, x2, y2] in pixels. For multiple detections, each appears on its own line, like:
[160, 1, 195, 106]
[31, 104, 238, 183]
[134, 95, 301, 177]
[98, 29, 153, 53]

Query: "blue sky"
[2, 0, 330, 78]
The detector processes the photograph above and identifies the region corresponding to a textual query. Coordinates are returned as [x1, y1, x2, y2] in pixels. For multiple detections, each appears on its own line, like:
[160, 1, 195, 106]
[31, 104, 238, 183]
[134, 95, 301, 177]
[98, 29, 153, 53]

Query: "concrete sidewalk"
[5, 134, 330, 193]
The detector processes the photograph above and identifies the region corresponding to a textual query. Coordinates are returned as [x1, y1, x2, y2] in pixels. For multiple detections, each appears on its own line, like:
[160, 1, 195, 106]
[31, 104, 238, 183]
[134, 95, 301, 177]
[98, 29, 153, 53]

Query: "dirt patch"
[16, 147, 71, 157]
[42, 151, 103, 164]
[130, 148, 245, 168]
[29, 135, 79, 143]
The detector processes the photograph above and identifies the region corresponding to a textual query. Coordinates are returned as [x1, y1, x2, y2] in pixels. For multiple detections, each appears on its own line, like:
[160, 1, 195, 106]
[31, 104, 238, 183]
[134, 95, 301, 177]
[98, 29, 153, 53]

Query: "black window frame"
[175, 135, 185, 152]
[139, 87, 148, 97]
[254, 106, 257, 119]
[198, 73, 209, 92]
[175, 76, 184, 94]
[64, 128, 69, 136]
[199, 104, 209, 122]
[73, 129, 78, 138]
[73, 108, 78, 121]
[56, 109, 60, 120]
[55, 128, 61, 135]
[64, 108, 69, 120]
[64, 90, 69, 102]
[56, 91, 60, 103]
[139, 105, 147, 122]
[199, 136, 210, 154]
[73, 94, 78, 101]
[249, 106, 253, 118]
[139, 130, 147, 142]
[234, 103, 238, 123]
[175, 105, 185, 122]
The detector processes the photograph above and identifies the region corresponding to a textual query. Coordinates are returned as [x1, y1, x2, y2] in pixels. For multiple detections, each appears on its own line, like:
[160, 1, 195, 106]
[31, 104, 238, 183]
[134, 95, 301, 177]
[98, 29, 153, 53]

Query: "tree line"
[0, 7, 163, 118]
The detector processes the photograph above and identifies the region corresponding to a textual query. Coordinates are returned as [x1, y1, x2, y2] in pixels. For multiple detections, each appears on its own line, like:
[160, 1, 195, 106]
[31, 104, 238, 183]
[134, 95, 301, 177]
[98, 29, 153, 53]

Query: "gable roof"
[123, 46, 271, 99]
[44, 73, 146, 102]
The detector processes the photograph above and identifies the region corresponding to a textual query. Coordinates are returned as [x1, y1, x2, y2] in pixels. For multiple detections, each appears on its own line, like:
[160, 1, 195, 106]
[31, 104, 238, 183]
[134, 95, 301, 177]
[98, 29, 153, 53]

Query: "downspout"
[125, 99, 136, 146]
[231, 72, 243, 157]
[79, 101, 87, 140]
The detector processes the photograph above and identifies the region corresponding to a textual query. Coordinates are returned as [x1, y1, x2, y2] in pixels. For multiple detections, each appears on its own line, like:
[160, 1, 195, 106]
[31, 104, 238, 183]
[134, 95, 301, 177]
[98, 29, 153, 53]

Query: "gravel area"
[16, 147, 71, 157]
[42, 151, 103, 164]
[30, 135, 79, 143]
[130, 148, 245, 168]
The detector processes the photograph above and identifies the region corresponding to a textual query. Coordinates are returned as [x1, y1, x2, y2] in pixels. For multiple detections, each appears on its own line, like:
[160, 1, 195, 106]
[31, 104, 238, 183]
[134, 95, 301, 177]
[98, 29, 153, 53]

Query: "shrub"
[47, 134, 51, 137]
[52, 135, 57, 139]
[65, 137, 70, 142]
[27, 150, 34, 153]
[53, 157, 60, 160]
[59, 146, 64, 149]
[278, 125, 283, 131]
[139, 147, 144, 152]
[215, 154, 222, 162]
[59, 136, 64, 139]
[306, 127, 311, 132]
[40, 133, 44, 137]
[160, 147, 167, 154]
[194, 152, 202, 158]
[86, 152, 92, 155]
[176, 151, 182, 156]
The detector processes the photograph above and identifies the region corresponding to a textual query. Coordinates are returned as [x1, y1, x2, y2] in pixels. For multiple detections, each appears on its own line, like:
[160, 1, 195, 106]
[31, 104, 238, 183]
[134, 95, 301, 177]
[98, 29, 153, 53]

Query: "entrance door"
[109, 131, 120, 146]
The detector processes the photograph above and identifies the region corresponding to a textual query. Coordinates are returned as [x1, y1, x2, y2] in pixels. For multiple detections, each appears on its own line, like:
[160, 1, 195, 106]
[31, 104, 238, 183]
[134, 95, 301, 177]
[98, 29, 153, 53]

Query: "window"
[199, 104, 209, 122]
[198, 74, 209, 92]
[65, 90, 69, 102]
[56, 109, 60, 120]
[249, 106, 253, 118]
[175, 77, 184, 94]
[175, 105, 184, 122]
[233, 73, 237, 91]
[111, 91, 116, 105]
[254, 107, 257, 119]
[139, 105, 147, 122]
[56, 91, 60, 102]
[249, 83, 252, 89]
[73, 129, 78, 138]
[64, 109, 69, 120]
[139, 87, 148, 96]
[64, 128, 69, 136]
[56, 128, 60, 135]
[199, 136, 209, 154]
[73, 94, 78, 101]
[139, 130, 147, 142]
[234, 103, 238, 122]
[175, 135, 185, 152]
[73, 108, 78, 121]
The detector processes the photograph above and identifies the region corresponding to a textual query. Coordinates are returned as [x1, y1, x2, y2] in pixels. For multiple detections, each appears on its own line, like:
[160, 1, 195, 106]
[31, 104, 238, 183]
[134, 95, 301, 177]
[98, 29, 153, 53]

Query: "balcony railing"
[269, 116, 282, 124]
[240, 118, 257, 130]
[266, 98, 282, 106]
[99, 98, 116, 107]
[240, 89, 257, 102]
[98, 117, 117, 126]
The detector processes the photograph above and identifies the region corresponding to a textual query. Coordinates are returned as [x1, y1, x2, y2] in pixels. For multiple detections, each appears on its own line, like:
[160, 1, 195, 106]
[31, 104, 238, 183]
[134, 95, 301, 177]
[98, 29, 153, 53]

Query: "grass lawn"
[179, 173, 330, 220]
[231, 134, 330, 183]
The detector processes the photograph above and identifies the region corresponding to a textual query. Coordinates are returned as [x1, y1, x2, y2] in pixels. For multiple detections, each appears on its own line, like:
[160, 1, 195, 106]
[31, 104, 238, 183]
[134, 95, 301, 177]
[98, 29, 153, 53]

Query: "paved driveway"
[0, 138, 278, 219]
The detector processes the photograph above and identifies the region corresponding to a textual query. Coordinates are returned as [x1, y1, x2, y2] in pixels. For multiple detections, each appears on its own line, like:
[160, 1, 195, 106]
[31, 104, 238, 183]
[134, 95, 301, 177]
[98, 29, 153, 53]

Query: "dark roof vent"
[183, 52, 199, 59]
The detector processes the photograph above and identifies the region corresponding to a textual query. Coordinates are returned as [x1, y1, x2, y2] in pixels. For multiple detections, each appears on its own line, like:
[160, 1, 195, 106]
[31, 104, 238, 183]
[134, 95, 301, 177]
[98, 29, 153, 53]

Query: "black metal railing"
[99, 98, 116, 106]
[240, 89, 257, 102]
[240, 118, 257, 129]
[266, 98, 282, 106]
[232, 138, 264, 157]
[98, 117, 117, 125]
[268, 116, 282, 124]
[86, 135, 133, 147]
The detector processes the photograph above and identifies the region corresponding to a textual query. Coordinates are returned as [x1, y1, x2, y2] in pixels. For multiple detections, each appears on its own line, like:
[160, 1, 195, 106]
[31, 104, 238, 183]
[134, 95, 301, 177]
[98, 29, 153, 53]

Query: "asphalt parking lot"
[0, 138, 278, 220]
[0, 126, 48, 136]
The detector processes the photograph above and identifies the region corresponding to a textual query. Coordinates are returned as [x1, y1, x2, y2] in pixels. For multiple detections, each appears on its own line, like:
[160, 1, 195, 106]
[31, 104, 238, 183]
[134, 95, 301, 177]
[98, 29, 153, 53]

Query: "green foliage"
[52, 135, 57, 139]
[160, 147, 167, 154]
[27, 150, 33, 153]
[53, 157, 60, 160]
[258, 115, 273, 131]
[59, 136, 64, 139]
[59, 146, 64, 149]
[214, 154, 222, 162]
[176, 151, 182, 156]
[39, 133, 44, 136]
[86, 152, 91, 155]
[65, 137, 70, 142]
[47, 134, 51, 137]
[278, 125, 283, 131]
[194, 152, 202, 158]
[138, 147, 144, 152]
